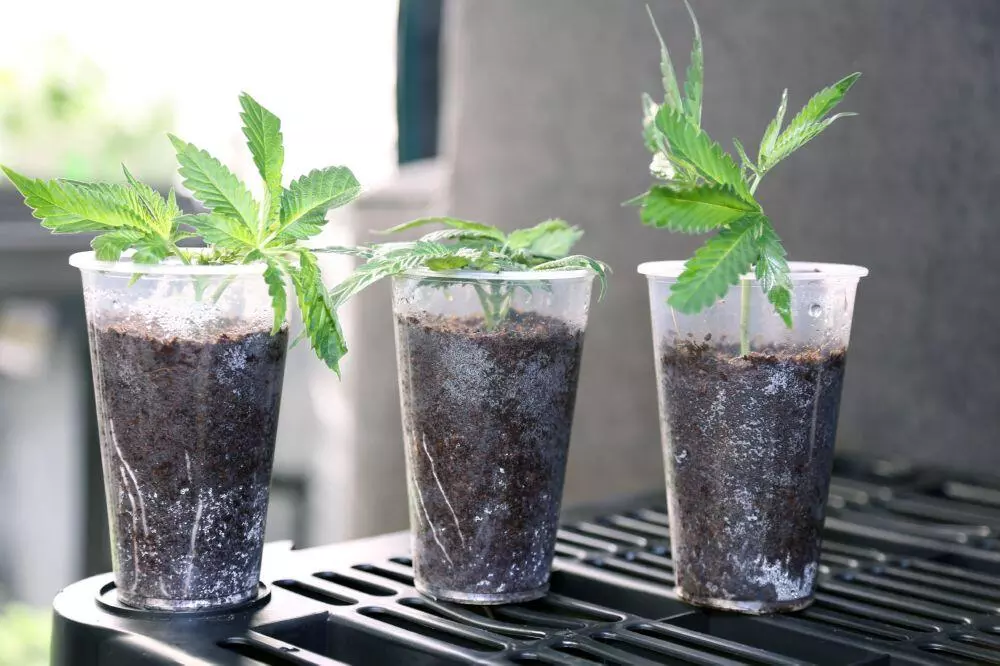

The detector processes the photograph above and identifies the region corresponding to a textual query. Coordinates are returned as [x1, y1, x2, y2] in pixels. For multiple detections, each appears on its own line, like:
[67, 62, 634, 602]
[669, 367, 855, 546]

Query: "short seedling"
[324, 216, 609, 328]
[2, 93, 359, 372]
[633, 2, 859, 355]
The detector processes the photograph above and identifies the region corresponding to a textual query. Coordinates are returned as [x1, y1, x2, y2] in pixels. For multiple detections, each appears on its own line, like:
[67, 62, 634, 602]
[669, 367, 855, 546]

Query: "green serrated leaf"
[418, 228, 504, 245]
[91, 229, 147, 261]
[122, 164, 171, 234]
[506, 219, 582, 257]
[289, 251, 347, 374]
[276, 166, 360, 241]
[641, 184, 759, 233]
[178, 213, 257, 250]
[132, 236, 172, 264]
[425, 255, 471, 271]
[681, 0, 703, 126]
[380, 217, 506, 240]
[758, 88, 788, 167]
[754, 216, 793, 327]
[169, 135, 259, 234]
[654, 106, 750, 200]
[533, 254, 611, 298]
[646, 5, 683, 111]
[262, 258, 288, 335]
[2, 166, 147, 232]
[763, 73, 860, 170]
[732, 138, 756, 177]
[239, 93, 284, 231]
[668, 214, 761, 313]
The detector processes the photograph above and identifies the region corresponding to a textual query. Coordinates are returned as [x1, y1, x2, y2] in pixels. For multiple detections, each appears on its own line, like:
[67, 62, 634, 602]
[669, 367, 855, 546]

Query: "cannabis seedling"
[2, 93, 360, 372]
[324, 217, 609, 329]
[634, 2, 859, 355]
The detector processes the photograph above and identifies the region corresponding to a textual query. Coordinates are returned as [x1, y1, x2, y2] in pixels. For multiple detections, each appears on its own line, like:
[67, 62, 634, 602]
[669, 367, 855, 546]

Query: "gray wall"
[441, 0, 1000, 500]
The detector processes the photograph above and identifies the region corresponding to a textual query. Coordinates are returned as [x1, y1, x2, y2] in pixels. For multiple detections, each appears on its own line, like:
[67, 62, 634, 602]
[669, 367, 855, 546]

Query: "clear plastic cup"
[392, 269, 594, 604]
[70, 252, 288, 611]
[638, 261, 867, 614]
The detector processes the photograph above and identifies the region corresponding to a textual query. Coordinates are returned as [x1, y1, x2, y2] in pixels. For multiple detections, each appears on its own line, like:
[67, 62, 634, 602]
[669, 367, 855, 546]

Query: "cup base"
[416, 582, 549, 605]
[675, 588, 814, 615]
[117, 587, 256, 612]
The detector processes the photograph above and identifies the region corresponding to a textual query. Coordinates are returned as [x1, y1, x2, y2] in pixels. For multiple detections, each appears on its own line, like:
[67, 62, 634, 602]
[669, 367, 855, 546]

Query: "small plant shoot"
[324, 216, 609, 329]
[633, 1, 859, 355]
[2, 93, 360, 372]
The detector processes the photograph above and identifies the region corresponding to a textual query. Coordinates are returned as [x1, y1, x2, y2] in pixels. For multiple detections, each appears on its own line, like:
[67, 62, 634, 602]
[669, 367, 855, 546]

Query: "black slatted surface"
[52, 457, 1000, 665]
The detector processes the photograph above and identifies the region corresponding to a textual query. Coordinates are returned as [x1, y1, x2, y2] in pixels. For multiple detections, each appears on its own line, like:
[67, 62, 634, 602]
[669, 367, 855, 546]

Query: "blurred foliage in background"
[0, 39, 175, 183]
[0, 602, 50, 666]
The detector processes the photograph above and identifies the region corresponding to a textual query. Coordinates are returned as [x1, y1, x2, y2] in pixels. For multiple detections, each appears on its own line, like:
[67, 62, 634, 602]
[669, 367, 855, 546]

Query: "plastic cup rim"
[637, 261, 869, 282]
[400, 268, 594, 281]
[69, 250, 266, 276]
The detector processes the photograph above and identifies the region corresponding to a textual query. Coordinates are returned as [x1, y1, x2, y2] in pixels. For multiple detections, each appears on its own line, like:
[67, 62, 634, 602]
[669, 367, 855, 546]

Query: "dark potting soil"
[92, 320, 287, 609]
[657, 340, 847, 607]
[395, 310, 585, 602]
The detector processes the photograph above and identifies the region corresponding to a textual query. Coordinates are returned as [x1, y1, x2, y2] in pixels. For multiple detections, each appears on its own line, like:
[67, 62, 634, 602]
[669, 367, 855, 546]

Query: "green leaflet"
[380, 216, 506, 239]
[641, 185, 759, 233]
[667, 214, 761, 314]
[505, 219, 582, 257]
[179, 213, 258, 250]
[681, 0, 703, 127]
[277, 166, 361, 241]
[754, 217, 793, 327]
[92, 229, 147, 261]
[289, 251, 347, 374]
[761, 73, 860, 171]
[646, 5, 683, 112]
[758, 88, 788, 168]
[169, 134, 259, 234]
[239, 93, 284, 231]
[262, 258, 288, 336]
[654, 106, 750, 200]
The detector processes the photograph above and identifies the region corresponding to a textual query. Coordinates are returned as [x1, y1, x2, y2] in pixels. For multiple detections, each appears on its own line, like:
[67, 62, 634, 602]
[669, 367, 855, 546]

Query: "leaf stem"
[739, 277, 751, 357]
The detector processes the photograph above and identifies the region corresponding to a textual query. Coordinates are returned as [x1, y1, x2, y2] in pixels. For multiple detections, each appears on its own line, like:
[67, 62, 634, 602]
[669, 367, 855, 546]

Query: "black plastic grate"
[50, 456, 1000, 665]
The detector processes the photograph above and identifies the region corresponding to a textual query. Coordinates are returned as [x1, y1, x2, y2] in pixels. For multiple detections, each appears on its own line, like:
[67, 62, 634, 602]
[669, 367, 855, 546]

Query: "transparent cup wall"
[392, 272, 593, 604]
[643, 262, 865, 613]
[75, 257, 288, 611]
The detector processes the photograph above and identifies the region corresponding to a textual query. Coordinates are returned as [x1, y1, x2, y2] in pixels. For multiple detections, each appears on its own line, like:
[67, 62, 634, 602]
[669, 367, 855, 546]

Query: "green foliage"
[329, 217, 610, 326]
[0, 603, 50, 666]
[1, 92, 360, 372]
[635, 2, 860, 328]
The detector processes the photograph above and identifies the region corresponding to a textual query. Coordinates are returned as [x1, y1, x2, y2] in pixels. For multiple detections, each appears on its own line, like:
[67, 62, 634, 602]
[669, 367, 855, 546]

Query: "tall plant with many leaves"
[634, 2, 859, 354]
[2, 93, 360, 372]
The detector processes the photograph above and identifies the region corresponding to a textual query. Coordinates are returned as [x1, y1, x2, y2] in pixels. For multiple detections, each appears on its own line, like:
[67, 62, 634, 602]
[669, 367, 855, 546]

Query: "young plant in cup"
[632, 4, 867, 614]
[329, 217, 608, 604]
[2, 94, 359, 611]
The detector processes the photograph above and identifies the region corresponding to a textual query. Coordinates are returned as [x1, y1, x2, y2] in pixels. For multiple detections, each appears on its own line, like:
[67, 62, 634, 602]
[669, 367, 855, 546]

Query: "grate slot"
[887, 495, 1000, 527]
[605, 515, 672, 539]
[389, 556, 413, 567]
[557, 528, 620, 553]
[591, 632, 728, 665]
[943, 481, 1000, 508]
[555, 541, 590, 559]
[842, 570, 1000, 613]
[509, 653, 577, 665]
[627, 552, 674, 572]
[794, 607, 912, 641]
[313, 572, 396, 597]
[398, 597, 548, 639]
[521, 594, 626, 623]
[917, 641, 1000, 665]
[878, 565, 1000, 601]
[811, 593, 940, 632]
[586, 556, 676, 585]
[357, 607, 506, 652]
[633, 509, 670, 526]
[549, 640, 643, 665]
[820, 541, 887, 562]
[631, 621, 818, 666]
[571, 522, 651, 548]
[832, 509, 988, 543]
[903, 557, 1000, 587]
[819, 553, 859, 568]
[351, 564, 415, 587]
[273, 580, 357, 606]
[819, 579, 972, 623]
[954, 632, 1000, 652]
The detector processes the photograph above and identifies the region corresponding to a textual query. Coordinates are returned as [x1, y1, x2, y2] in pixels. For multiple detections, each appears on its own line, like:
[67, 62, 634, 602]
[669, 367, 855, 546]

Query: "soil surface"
[91, 319, 287, 609]
[395, 310, 584, 602]
[657, 340, 847, 607]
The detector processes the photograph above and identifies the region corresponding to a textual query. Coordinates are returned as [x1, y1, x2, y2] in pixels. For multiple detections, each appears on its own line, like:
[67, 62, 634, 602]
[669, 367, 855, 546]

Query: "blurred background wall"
[1, 1, 999, 659]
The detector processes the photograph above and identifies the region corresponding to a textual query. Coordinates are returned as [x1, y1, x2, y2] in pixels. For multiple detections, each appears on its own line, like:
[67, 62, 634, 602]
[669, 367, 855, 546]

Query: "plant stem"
[739, 277, 751, 356]
[737, 172, 763, 357]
